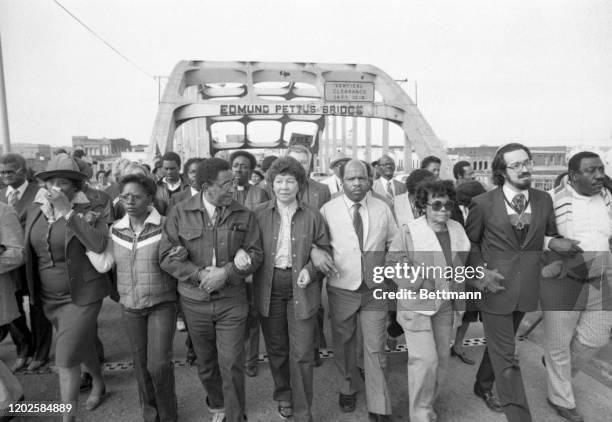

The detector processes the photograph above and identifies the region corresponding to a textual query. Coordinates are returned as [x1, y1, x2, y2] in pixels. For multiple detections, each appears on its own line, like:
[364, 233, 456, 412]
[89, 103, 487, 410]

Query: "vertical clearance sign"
[324, 82, 375, 102]
[217, 81, 375, 116]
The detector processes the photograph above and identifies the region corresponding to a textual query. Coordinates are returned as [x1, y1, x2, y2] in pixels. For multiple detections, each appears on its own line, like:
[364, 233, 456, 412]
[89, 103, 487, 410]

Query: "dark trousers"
[6, 291, 32, 359]
[244, 282, 260, 369]
[122, 301, 178, 422]
[259, 269, 316, 422]
[180, 295, 248, 422]
[477, 311, 531, 422]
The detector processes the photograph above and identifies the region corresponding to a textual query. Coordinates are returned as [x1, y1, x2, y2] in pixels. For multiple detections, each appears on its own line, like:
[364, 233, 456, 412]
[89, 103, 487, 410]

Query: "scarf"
[34, 188, 90, 223]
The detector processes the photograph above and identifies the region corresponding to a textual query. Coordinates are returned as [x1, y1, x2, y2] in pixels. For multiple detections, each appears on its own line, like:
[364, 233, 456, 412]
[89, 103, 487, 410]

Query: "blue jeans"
[122, 301, 177, 422]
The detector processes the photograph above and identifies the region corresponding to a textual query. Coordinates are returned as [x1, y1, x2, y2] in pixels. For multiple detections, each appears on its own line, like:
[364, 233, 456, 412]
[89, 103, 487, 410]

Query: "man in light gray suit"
[372, 155, 407, 208]
[318, 160, 397, 422]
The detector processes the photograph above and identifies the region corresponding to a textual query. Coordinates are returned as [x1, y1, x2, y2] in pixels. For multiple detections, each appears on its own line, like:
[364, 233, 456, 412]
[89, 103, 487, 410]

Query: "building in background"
[72, 136, 131, 159]
[448, 145, 570, 190]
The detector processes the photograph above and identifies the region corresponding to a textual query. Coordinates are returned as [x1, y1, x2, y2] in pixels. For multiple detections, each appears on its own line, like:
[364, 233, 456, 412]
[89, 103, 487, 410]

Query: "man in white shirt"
[322, 153, 349, 195]
[318, 160, 397, 422]
[372, 155, 407, 206]
[541, 152, 612, 422]
[0, 153, 52, 372]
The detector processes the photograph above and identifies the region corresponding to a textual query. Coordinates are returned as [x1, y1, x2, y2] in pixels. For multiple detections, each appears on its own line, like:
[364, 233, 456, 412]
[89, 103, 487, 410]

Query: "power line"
[52, 0, 153, 79]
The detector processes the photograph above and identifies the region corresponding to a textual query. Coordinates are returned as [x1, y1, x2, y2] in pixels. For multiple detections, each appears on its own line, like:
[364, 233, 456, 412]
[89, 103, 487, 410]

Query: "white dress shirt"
[342, 194, 369, 240]
[5, 180, 28, 202]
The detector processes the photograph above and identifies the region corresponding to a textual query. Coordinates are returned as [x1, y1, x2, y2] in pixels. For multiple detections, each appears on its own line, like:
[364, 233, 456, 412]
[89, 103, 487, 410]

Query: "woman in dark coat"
[24, 154, 111, 421]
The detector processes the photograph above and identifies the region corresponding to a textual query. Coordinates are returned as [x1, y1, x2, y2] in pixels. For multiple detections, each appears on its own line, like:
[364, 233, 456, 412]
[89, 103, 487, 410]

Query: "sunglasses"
[427, 200, 455, 211]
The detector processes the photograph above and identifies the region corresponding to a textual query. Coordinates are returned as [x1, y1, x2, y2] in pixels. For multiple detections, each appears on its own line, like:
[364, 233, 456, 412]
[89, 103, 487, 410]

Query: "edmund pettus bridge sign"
[149, 60, 449, 176]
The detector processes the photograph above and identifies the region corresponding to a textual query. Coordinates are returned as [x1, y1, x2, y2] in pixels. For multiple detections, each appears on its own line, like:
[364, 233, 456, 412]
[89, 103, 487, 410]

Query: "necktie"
[511, 193, 526, 215]
[353, 203, 363, 250]
[7, 190, 19, 207]
[386, 181, 394, 198]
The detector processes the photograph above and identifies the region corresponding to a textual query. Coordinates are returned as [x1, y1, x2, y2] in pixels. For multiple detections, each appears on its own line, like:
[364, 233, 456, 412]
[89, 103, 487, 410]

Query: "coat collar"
[113, 207, 162, 230]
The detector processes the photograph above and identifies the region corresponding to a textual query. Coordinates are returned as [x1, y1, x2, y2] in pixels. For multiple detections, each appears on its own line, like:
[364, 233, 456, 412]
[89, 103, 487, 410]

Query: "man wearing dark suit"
[371, 155, 407, 209]
[466, 143, 581, 422]
[229, 150, 271, 377]
[286, 145, 331, 210]
[286, 144, 332, 366]
[0, 153, 52, 372]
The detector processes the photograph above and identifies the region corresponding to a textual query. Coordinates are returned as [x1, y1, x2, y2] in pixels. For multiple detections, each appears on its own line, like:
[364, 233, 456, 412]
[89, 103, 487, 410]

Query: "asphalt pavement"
[1, 298, 611, 422]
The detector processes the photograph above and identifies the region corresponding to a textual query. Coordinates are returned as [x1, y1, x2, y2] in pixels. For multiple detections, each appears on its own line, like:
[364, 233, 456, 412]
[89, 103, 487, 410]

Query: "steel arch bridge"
[149, 60, 449, 176]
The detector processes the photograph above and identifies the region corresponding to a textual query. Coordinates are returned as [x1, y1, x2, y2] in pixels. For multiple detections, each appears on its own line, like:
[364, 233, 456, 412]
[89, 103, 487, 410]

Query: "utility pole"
[0, 35, 11, 153]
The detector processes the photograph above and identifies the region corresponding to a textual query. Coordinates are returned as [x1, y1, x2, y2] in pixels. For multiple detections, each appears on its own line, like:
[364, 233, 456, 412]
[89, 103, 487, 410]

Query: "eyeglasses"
[506, 160, 534, 172]
[119, 193, 147, 202]
[427, 200, 455, 211]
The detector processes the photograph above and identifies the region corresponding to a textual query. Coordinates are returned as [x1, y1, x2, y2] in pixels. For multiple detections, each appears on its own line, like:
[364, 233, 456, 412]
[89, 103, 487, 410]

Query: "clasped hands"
[167, 245, 227, 293]
[234, 248, 312, 288]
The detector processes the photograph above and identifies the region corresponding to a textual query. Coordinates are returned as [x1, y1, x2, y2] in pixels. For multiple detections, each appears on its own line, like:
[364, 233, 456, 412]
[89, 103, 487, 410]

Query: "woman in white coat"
[386, 180, 471, 422]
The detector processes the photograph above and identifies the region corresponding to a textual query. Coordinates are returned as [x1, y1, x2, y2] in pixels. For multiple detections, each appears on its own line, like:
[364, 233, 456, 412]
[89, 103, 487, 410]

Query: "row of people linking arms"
[0, 142, 610, 422]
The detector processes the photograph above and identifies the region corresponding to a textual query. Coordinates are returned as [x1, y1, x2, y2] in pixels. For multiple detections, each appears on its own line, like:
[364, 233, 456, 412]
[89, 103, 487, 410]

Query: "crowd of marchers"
[0, 142, 610, 422]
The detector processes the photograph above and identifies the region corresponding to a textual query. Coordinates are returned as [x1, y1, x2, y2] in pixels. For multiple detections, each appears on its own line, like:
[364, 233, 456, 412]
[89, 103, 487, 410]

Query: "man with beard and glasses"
[466, 143, 582, 422]
[540, 152, 612, 422]
[229, 150, 270, 378]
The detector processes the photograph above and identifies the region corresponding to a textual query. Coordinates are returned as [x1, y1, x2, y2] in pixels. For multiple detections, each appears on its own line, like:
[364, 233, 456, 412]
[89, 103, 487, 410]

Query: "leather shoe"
[277, 403, 293, 419]
[314, 349, 322, 367]
[10, 357, 27, 373]
[451, 346, 475, 365]
[547, 399, 584, 422]
[26, 359, 47, 372]
[473, 384, 503, 412]
[245, 366, 257, 377]
[339, 393, 356, 412]
[368, 412, 391, 422]
[80, 372, 93, 392]
[85, 387, 106, 411]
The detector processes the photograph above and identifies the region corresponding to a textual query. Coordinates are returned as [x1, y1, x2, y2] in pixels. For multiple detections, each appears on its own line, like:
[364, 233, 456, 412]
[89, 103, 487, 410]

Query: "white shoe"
[211, 410, 226, 422]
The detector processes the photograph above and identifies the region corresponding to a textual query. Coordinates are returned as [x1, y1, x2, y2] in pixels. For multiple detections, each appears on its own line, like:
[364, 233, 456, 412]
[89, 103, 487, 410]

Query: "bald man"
[318, 160, 397, 421]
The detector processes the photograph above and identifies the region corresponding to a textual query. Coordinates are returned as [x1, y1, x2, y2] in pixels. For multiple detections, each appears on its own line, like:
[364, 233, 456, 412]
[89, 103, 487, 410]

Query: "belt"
[274, 267, 292, 271]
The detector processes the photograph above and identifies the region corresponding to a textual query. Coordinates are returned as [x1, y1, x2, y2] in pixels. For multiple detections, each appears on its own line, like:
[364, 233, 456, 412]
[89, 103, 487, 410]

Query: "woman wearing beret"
[24, 154, 111, 421]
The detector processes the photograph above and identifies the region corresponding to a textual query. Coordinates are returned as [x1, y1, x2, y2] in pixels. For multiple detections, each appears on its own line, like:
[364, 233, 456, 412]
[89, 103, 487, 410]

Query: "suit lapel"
[493, 188, 520, 249]
[25, 205, 42, 243]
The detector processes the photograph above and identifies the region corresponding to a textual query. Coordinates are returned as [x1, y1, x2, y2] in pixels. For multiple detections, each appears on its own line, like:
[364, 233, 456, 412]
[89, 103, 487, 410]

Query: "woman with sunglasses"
[108, 174, 178, 422]
[386, 179, 471, 422]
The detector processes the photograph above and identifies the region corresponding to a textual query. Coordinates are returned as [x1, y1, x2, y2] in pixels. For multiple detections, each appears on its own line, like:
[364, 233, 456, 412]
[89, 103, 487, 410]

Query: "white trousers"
[543, 310, 612, 408]
[398, 301, 454, 422]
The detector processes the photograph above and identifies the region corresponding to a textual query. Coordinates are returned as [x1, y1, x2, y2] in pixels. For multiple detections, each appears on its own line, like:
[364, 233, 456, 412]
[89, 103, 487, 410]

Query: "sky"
[0, 0, 611, 149]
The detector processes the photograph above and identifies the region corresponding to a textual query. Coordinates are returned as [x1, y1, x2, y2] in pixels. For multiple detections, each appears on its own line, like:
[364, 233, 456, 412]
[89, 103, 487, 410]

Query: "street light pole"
[0, 35, 11, 153]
